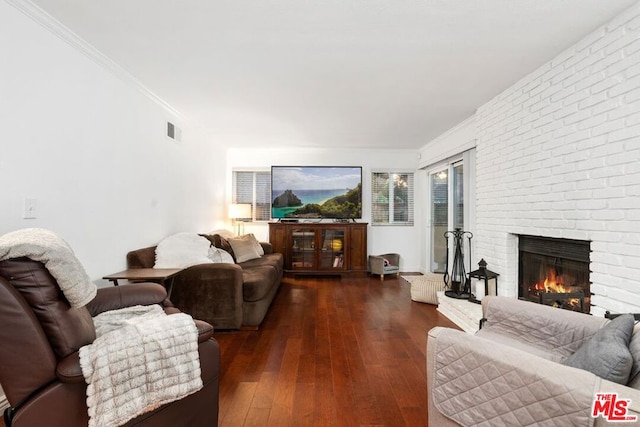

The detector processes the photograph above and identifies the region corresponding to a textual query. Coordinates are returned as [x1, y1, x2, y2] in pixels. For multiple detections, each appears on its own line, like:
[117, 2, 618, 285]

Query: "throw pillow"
[155, 233, 214, 268]
[198, 233, 217, 248]
[245, 233, 265, 256]
[214, 234, 236, 260]
[562, 313, 635, 385]
[228, 234, 262, 263]
[200, 233, 236, 260]
[208, 247, 235, 264]
[627, 323, 640, 387]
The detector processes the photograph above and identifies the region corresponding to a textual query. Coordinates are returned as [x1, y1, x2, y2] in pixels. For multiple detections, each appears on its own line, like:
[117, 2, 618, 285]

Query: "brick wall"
[475, 3, 640, 316]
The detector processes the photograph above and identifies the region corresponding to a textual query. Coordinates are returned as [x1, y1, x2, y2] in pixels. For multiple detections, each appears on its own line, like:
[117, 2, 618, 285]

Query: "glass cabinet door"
[320, 228, 345, 270]
[291, 228, 316, 270]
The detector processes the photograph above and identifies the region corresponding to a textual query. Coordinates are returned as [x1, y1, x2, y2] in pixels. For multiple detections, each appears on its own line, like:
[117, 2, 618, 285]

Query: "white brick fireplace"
[474, 3, 640, 317]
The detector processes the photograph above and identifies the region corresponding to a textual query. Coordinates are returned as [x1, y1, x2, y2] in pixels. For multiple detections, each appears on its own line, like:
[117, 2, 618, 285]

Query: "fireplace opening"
[518, 235, 591, 312]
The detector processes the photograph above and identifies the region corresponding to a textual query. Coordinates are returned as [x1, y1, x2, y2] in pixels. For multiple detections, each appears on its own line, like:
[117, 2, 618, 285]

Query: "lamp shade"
[229, 203, 252, 220]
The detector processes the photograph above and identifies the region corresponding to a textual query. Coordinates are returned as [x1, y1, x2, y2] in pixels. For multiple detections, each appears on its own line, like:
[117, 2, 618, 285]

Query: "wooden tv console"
[269, 222, 368, 276]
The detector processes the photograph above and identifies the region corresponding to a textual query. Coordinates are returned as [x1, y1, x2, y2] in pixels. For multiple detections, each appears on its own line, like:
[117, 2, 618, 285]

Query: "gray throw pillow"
[562, 314, 634, 385]
[227, 235, 262, 263]
[626, 325, 640, 387]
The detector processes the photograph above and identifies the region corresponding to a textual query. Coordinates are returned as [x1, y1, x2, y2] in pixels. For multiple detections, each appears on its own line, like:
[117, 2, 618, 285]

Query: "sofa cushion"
[239, 253, 284, 275]
[562, 313, 634, 384]
[475, 329, 565, 363]
[242, 266, 278, 302]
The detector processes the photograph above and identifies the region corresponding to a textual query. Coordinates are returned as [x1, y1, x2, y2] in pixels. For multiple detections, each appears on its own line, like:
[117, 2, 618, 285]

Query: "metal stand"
[444, 228, 473, 299]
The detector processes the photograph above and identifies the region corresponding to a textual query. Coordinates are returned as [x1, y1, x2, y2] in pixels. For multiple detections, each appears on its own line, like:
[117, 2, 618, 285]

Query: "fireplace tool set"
[443, 228, 473, 299]
[443, 228, 499, 303]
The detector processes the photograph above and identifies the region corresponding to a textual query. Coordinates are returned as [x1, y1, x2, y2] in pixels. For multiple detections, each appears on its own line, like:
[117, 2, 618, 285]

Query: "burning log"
[539, 290, 585, 312]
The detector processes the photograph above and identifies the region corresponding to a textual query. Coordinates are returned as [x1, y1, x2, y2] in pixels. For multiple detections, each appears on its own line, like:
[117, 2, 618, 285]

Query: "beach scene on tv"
[271, 167, 362, 219]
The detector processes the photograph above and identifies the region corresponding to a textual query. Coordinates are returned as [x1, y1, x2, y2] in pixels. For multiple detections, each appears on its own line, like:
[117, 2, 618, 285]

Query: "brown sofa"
[127, 235, 284, 330]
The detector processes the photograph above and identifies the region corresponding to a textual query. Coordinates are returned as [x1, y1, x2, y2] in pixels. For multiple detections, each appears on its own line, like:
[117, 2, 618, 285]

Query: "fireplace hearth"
[518, 235, 591, 312]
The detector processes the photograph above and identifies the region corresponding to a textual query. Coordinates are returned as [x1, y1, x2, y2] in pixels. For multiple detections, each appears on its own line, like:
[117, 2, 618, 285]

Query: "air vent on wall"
[167, 121, 182, 142]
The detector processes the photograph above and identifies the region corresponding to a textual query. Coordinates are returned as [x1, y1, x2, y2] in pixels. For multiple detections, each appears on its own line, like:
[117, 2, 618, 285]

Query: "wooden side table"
[103, 268, 183, 297]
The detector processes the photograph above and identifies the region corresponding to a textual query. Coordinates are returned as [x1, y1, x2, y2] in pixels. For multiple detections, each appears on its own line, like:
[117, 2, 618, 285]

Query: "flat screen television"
[271, 166, 362, 220]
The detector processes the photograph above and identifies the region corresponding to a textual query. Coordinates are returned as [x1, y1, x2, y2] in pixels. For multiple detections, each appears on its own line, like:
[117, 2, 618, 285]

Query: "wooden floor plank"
[212, 275, 458, 427]
[219, 381, 258, 426]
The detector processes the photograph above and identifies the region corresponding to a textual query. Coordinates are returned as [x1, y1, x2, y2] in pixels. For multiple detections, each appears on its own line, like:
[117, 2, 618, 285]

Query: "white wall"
[474, 3, 640, 316]
[226, 147, 423, 271]
[0, 1, 225, 282]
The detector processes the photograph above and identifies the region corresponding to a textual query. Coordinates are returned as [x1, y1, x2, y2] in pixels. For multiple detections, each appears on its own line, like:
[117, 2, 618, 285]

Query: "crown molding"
[6, 0, 186, 122]
[422, 113, 476, 149]
[417, 114, 477, 170]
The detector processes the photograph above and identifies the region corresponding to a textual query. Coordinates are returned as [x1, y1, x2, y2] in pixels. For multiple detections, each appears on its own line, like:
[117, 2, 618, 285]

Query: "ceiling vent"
[167, 121, 182, 142]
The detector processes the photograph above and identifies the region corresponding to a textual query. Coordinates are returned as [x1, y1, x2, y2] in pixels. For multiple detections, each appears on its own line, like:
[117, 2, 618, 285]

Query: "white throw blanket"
[0, 228, 96, 308]
[79, 305, 203, 427]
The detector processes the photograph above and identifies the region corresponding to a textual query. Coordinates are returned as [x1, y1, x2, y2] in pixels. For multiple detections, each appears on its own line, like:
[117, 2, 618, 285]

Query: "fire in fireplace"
[518, 235, 591, 312]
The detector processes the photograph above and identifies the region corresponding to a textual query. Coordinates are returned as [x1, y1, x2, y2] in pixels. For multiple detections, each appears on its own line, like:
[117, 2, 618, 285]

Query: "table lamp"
[229, 203, 251, 235]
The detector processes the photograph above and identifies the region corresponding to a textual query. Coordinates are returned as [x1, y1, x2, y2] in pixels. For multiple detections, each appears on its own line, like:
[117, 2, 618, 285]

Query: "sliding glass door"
[431, 169, 448, 273]
[453, 163, 464, 230]
[430, 161, 464, 273]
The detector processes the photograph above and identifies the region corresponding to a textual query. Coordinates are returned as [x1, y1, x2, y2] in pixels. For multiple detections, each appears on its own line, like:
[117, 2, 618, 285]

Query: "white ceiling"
[30, 0, 639, 149]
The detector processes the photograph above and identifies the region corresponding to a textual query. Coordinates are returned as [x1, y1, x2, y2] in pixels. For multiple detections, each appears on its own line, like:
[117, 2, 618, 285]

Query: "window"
[371, 172, 414, 226]
[232, 170, 271, 221]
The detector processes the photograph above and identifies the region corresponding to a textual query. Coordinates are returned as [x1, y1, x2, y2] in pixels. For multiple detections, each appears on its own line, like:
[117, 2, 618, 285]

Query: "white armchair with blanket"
[427, 296, 640, 426]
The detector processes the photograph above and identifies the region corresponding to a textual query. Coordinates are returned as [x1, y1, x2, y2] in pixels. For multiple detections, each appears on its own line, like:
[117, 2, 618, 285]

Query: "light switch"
[23, 198, 37, 219]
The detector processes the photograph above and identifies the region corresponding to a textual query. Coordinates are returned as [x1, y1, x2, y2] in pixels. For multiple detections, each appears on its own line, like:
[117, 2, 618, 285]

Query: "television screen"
[271, 166, 362, 219]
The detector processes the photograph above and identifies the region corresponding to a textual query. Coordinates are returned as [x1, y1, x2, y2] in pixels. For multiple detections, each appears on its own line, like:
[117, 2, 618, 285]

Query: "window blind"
[232, 170, 271, 221]
[371, 172, 414, 226]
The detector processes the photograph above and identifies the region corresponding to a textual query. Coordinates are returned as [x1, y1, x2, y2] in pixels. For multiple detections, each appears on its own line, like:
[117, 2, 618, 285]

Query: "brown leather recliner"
[0, 257, 220, 427]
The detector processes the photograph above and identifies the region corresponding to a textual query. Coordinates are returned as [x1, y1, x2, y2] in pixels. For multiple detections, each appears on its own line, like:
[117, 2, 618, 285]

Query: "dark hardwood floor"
[214, 275, 459, 426]
[0, 275, 457, 427]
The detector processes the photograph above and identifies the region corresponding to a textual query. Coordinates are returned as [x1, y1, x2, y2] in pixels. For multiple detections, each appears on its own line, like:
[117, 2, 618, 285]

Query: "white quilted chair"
[427, 296, 640, 426]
